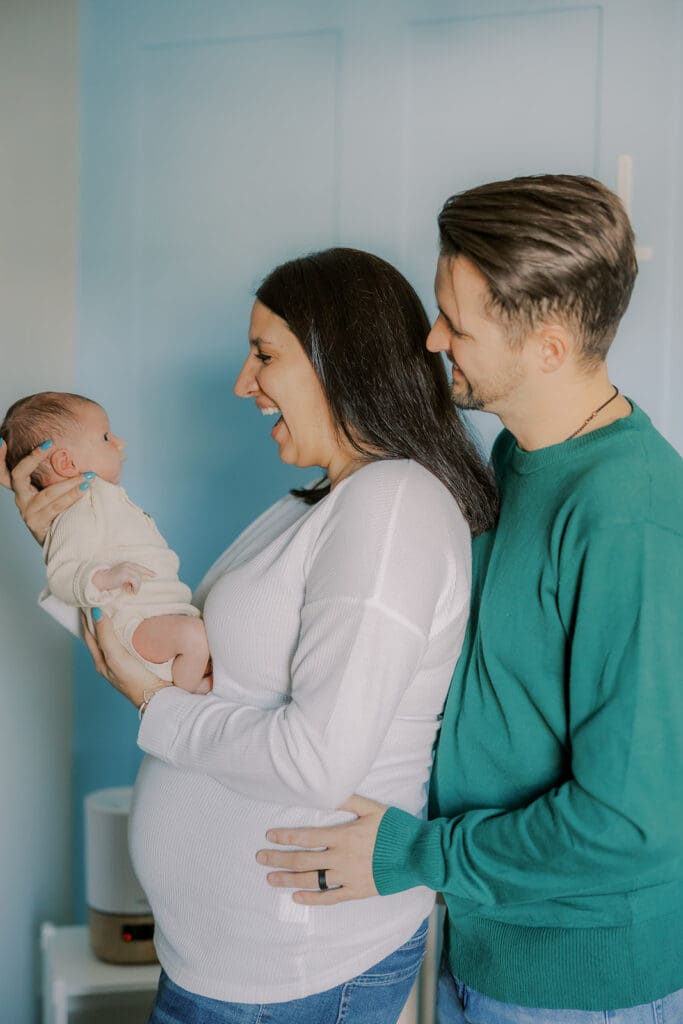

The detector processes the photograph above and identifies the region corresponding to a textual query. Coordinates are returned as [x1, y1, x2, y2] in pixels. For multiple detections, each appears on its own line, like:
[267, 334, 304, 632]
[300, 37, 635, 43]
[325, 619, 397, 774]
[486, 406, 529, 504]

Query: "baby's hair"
[1, 391, 98, 489]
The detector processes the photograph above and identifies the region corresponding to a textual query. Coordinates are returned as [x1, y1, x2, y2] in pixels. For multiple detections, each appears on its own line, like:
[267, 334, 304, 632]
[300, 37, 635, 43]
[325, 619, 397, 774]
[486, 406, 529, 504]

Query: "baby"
[1, 392, 211, 693]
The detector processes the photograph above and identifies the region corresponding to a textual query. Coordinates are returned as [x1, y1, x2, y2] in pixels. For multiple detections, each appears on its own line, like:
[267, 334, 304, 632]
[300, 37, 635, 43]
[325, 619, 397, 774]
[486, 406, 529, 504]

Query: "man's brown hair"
[1, 391, 95, 488]
[437, 174, 638, 362]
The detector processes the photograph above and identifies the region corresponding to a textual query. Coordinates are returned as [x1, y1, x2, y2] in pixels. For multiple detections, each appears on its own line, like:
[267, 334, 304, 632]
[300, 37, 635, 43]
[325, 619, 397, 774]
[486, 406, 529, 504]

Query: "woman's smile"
[234, 299, 360, 486]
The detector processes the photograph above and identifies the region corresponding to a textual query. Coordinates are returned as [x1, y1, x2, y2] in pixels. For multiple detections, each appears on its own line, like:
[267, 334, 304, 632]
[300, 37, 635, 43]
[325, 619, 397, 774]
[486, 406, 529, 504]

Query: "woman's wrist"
[137, 683, 173, 719]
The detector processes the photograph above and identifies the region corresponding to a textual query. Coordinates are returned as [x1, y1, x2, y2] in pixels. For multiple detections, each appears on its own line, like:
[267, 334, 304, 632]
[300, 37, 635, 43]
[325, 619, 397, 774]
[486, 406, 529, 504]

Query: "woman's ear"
[50, 448, 80, 479]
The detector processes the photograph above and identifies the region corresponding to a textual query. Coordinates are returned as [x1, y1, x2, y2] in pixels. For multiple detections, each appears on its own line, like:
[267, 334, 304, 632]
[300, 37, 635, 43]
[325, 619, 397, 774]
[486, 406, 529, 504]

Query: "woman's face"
[234, 300, 357, 484]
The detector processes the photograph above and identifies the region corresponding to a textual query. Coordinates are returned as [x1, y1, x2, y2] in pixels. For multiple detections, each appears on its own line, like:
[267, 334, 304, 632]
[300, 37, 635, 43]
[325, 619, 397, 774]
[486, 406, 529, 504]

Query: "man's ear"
[532, 323, 571, 374]
[50, 448, 80, 479]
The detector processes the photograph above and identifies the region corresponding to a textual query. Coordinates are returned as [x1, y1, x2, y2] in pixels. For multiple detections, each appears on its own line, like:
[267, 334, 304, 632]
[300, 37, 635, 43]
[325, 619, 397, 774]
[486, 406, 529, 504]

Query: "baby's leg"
[132, 616, 211, 693]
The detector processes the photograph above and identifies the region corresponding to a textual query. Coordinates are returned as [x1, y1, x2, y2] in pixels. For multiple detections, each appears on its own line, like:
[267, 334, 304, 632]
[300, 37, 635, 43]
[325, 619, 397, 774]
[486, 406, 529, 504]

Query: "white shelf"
[41, 923, 160, 1024]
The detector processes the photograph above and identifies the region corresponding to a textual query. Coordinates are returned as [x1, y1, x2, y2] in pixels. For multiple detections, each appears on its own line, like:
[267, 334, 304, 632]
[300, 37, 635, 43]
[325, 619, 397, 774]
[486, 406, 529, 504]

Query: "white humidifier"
[85, 786, 158, 964]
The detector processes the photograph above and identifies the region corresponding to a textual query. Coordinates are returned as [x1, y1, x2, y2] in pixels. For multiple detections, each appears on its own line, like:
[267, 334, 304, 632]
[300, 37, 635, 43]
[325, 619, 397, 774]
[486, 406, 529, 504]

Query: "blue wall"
[75, 0, 683, 917]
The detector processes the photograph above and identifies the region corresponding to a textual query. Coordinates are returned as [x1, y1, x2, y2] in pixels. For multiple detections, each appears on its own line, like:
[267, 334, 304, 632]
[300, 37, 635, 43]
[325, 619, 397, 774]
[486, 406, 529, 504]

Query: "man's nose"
[426, 318, 451, 355]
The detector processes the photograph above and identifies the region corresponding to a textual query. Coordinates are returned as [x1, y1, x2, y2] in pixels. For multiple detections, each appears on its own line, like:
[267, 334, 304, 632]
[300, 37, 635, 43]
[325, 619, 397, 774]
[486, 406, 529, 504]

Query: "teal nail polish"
[92, 607, 103, 622]
[83, 472, 96, 480]
[0, 437, 4, 447]
[79, 482, 90, 491]
[39, 439, 53, 450]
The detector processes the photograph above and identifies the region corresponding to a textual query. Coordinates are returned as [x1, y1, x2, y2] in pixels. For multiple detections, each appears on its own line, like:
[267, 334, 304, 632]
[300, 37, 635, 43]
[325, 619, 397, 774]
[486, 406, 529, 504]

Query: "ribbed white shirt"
[131, 459, 470, 1002]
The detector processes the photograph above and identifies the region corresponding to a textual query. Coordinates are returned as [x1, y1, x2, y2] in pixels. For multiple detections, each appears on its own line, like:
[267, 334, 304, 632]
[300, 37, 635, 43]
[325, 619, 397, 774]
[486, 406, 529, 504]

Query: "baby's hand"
[92, 562, 156, 595]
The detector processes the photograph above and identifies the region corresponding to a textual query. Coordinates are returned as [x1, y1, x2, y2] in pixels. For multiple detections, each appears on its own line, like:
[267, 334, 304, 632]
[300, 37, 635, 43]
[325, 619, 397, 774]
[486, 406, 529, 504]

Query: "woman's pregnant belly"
[129, 755, 432, 1001]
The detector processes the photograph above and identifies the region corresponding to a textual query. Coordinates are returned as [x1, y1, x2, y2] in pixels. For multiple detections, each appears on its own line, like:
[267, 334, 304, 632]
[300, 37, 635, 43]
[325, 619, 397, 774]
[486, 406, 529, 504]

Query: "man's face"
[427, 256, 527, 413]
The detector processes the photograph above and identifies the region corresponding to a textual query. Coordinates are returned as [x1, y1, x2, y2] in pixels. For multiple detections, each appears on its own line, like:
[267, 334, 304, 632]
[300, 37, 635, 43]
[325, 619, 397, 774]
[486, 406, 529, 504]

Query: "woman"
[4, 248, 497, 1023]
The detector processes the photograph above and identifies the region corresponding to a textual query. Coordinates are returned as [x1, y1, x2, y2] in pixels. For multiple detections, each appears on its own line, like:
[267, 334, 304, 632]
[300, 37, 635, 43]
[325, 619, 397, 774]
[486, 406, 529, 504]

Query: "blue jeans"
[148, 918, 427, 1023]
[437, 959, 683, 1023]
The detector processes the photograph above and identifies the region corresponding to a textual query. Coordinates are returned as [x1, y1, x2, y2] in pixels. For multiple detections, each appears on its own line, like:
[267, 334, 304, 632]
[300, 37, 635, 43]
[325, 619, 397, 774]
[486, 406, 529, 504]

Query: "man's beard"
[450, 378, 485, 411]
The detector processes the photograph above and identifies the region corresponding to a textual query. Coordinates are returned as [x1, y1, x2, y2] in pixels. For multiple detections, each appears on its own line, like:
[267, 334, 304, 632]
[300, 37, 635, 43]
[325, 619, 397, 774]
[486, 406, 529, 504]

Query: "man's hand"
[256, 794, 388, 905]
[92, 561, 156, 595]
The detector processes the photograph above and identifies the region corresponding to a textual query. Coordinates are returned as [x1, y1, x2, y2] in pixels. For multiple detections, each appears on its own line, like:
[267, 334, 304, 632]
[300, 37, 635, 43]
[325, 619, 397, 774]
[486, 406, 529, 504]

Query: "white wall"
[0, 1, 79, 1020]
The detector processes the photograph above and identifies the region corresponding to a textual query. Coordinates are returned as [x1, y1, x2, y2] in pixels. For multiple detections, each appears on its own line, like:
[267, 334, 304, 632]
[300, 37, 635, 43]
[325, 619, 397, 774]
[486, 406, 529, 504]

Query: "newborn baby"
[1, 392, 210, 692]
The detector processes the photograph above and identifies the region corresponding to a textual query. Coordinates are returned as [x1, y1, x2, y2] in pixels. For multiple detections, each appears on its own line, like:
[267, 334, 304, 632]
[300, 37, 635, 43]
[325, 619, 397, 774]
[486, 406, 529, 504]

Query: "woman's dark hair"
[256, 247, 498, 535]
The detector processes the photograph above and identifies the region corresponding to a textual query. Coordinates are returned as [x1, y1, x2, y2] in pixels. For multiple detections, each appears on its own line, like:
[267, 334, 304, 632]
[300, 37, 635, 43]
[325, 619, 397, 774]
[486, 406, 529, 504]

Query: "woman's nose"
[233, 355, 259, 398]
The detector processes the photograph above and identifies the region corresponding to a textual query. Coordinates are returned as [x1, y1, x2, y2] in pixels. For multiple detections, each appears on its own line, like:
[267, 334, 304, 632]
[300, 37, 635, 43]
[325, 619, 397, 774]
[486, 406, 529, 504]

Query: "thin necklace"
[565, 386, 620, 441]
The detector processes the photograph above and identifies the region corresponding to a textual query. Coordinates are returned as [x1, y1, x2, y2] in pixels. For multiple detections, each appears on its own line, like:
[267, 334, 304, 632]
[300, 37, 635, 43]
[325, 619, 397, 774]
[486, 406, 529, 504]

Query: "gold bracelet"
[137, 684, 171, 721]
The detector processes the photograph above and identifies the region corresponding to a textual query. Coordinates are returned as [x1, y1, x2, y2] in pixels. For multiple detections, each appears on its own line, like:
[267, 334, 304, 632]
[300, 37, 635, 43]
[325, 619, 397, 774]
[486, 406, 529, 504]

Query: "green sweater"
[373, 405, 683, 1011]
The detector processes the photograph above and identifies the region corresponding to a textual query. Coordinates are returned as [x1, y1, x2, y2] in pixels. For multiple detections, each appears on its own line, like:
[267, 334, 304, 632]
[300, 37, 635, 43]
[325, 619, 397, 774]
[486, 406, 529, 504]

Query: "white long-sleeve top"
[130, 459, 471, 1002]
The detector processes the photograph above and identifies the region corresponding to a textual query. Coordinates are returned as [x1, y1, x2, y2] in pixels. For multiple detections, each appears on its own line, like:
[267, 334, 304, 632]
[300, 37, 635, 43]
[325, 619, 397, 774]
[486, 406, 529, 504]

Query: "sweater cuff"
[73, 561, 115, 606]
[372, 805, 434, 895]
[137, 685, 199, 761]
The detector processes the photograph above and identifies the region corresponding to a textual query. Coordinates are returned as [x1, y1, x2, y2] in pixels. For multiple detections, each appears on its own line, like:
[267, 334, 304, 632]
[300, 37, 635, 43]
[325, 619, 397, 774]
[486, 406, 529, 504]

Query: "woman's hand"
[1, 441, 91, 545]
[81, 609, 171, 709]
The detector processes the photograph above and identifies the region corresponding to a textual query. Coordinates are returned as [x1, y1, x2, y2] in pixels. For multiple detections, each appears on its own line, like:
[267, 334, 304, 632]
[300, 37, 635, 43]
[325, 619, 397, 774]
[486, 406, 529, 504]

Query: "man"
[256, 175, 683, 1020]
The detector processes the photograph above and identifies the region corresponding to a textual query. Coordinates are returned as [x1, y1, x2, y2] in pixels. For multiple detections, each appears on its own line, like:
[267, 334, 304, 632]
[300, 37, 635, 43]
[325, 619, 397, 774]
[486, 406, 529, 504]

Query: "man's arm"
[259, 519, 683, 905]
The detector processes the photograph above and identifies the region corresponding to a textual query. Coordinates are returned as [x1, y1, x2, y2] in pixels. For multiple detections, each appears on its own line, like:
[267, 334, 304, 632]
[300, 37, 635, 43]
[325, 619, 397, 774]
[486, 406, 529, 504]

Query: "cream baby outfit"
[43, 477, 199, 679]
[131, 459, 472, 1002]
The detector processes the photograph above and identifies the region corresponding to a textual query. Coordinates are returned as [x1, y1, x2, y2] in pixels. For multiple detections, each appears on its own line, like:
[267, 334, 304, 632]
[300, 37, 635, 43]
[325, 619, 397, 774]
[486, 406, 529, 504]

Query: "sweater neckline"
[507, 400, 646, 475]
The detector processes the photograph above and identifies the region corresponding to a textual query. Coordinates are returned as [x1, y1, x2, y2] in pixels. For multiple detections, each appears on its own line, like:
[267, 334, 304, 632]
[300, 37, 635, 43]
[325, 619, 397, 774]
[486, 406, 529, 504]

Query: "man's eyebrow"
[437, 305, 466, 334]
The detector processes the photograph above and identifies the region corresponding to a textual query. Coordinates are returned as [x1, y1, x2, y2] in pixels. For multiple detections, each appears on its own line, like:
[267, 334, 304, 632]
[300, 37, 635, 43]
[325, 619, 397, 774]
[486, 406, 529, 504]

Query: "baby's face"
[65, 402, 126, 484]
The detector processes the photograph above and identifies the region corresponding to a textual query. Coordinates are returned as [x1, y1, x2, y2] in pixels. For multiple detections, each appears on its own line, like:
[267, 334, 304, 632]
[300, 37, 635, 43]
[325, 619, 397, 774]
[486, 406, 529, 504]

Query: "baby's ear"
[50, 448, 80, 479]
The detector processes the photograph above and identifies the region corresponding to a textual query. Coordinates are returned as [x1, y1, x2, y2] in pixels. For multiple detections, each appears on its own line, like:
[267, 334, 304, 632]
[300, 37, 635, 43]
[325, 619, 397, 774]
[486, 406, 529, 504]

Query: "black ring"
[318, 868, 328, 892]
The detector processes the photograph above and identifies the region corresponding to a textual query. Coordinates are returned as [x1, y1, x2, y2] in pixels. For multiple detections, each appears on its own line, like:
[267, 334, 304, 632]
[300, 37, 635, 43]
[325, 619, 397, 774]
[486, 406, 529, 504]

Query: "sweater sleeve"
[138, 464, 466, 809]
[373, 519, 683, 902]
[44, 489, 115, 607]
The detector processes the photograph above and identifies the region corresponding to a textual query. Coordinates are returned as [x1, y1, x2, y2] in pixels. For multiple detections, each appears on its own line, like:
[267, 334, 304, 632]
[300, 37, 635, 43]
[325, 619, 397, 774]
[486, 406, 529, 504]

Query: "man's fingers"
[339, 794, 382, 817]
[265, 825, 336, 849]
[263, 866, 353, 905]
[292, 887, 353, 906]
[257, 848, 328, 871]
[265, 869, 342, 891]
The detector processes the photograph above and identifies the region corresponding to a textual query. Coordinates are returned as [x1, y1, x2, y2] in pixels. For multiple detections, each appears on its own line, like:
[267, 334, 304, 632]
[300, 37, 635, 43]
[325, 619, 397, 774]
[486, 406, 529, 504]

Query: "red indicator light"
[123, 932, 133, 942]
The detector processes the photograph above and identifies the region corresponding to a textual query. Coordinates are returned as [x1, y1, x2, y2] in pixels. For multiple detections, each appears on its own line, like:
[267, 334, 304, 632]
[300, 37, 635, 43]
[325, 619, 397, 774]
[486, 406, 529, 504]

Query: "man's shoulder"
[575, 408, 682, 528]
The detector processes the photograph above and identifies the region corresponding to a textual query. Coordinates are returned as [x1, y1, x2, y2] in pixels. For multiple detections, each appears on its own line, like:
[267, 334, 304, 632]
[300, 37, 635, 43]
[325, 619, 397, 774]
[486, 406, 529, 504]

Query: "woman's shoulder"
[308, 460, 470, 615]
[326, 458, 468, 548]
[335, 458, 460, 513]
